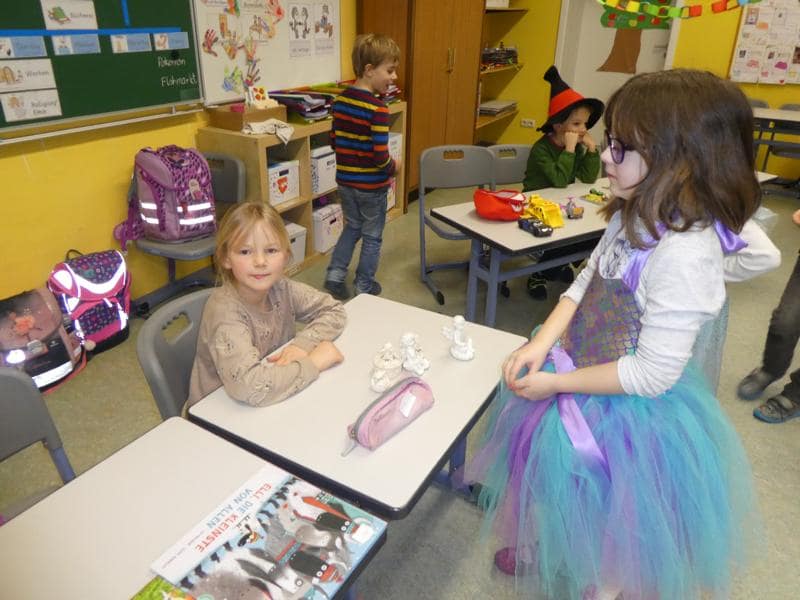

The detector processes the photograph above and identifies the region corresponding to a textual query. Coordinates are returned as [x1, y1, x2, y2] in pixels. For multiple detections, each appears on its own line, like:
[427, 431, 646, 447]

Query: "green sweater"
[522, 134, 601, 192]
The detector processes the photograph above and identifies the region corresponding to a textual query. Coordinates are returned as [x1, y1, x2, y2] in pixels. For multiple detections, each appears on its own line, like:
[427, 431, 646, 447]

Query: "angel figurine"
[400, 332, 430, 376]
[369, 342, 403, 392]
[441, 315, 475, 361]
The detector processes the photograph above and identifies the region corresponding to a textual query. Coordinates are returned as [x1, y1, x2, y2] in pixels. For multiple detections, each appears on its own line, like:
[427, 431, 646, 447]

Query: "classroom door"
[555, 0, 673, 141]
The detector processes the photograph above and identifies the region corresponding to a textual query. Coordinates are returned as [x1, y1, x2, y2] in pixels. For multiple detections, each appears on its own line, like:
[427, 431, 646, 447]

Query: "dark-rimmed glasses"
[604, 131, 633, 165]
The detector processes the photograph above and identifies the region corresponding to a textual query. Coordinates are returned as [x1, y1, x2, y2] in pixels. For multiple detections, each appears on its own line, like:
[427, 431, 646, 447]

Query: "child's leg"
[326, 186, 364, 285]
[353, 188, 388, 294]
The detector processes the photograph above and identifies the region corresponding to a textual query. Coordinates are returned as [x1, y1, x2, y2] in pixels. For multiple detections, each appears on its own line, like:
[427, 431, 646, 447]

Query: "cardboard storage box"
[311, 145, 337, 195]
[485, 0, 510, 8]
[207, 104, 287, 131]
[268, 159, 300, 206]
[284, 221, 307, 268]
[312, 203, 343, 253]
[388, 132, 403, 163]
[386, 177, 396, 211]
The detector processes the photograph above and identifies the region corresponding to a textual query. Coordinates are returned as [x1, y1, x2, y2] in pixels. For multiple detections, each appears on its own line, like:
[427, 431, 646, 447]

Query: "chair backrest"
[0, 367, 75, 485]
[747, 98, 769, 108]
[204, 152, 246, 204]
[419, 145, 494, 192]
[488, 144, 531, 187]
[136, 287, 212, 419]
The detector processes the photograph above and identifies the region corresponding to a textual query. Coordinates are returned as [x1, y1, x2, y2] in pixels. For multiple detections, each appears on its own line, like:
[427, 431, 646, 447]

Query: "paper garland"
[597, 0, 763, 27]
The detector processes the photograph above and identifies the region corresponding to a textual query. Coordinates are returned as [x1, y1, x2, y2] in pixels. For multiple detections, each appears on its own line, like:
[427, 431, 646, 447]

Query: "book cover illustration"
[131, 576, 194, 599]
[151, 467, 386, 600]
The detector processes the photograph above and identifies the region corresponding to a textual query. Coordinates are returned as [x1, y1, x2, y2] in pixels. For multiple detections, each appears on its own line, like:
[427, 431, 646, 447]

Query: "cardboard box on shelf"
[312, 203, 343, 253]
[311, 145, 337, 196]
[386, 177, 396, 211]
[207, 104, 287, 131]
[284, 221, 307, 268]
[388, 132, 403, 163]
[268, 159, 300, 206]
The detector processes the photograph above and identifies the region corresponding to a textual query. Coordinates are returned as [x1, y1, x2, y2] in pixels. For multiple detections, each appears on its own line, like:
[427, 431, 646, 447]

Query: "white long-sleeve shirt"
[563, 212, 780, 397]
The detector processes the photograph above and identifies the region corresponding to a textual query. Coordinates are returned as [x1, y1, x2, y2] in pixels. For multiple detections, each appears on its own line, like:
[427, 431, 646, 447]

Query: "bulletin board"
[0, 1, 201, 133]
[192, 0, 340, 106]
[729, 0, 800, 84]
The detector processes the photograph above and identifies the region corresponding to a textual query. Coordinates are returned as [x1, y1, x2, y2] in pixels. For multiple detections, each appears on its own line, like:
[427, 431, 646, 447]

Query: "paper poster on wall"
[1, 88, 62, 122]
[193, 0, 340, 106]
[40, 0, 98, 30]
[730, 0, 800, 85]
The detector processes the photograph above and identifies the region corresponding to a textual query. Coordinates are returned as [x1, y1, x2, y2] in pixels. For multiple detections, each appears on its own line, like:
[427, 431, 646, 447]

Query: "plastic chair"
[488, 144, 531, 188]
[761, 103, 800, 173]
[133, 152, 245, 315]
[0, 367, 76, 520]
[136, 287, 212, 420]
[419, 145, 494, 304]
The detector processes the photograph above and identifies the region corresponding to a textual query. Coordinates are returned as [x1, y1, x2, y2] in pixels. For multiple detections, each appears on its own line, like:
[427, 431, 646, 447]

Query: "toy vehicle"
[522, 194, 564, 228]
[582, 188, 608, 205]
[518, 217, 553, 237]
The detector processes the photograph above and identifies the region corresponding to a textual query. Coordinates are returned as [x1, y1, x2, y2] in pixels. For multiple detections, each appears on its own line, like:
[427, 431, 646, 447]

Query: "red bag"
[473, 189, 526, 221]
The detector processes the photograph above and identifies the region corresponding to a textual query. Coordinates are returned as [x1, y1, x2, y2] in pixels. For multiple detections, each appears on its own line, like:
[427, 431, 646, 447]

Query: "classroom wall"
[487, 3, 799, 181]
[0, 1, 357, 300]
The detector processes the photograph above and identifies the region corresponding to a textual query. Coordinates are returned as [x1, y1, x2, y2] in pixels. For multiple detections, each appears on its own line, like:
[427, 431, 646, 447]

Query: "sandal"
[753, 394, 800, 424]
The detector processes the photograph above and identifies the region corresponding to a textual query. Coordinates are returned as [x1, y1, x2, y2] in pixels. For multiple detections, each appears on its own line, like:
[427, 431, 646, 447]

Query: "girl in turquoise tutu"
[468, 69, 765, 600]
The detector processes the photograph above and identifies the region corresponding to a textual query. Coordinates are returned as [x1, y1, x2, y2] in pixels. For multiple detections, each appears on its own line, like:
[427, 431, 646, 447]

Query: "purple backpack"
[114, 146, 216, 248]
[48, 250, 131, 354]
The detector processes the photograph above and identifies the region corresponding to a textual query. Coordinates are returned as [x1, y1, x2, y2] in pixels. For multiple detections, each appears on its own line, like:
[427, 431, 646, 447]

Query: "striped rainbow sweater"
[330, 86, 396, 190]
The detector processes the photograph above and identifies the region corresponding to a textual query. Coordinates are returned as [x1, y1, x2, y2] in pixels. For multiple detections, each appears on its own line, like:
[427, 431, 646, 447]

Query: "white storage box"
[311, 145, 337, 195]
[312, 203, 343, 253]
[268, 159, 300, 207]
[388, 132, 403, 163]
[485, 0, 510, 8]
[386, 177, 396, 211]
[284, 221, 307, 268]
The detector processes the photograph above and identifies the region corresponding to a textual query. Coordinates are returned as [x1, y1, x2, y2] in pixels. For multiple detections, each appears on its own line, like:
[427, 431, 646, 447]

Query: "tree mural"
[598, 0, 673, 74]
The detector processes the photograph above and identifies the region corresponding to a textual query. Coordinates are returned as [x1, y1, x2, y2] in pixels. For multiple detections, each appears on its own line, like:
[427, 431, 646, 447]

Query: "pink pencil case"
[342, 377, 434, 456]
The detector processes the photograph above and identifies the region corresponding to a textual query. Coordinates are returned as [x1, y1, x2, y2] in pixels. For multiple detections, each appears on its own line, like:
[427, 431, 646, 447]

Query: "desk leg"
[484, 249, 501, 327]
[465, 239, 481, 322]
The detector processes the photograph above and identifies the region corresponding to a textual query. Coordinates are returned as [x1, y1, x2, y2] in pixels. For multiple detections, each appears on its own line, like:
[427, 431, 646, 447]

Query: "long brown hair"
[214, 202, 292, 285]
[600, 69, 759, 247]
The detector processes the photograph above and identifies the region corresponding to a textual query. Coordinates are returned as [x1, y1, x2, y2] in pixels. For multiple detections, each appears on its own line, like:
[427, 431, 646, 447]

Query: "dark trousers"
[763, 250, 800, 402]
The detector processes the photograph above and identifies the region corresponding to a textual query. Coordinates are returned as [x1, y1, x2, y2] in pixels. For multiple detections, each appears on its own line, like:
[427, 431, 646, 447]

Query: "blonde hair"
[214, 202, 292, 285]
[351, 33, 400, 77]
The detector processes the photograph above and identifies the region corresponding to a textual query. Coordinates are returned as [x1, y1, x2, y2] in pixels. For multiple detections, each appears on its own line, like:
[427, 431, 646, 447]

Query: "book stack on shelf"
[479, 99, 517, 117]
[132, 466, 387, 600]
[271, 92, 333, 123]
[480, 43, 518, 71]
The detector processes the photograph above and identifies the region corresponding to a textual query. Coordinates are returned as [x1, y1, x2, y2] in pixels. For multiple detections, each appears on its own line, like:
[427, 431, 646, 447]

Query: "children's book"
[131, 576, 194, 599]
[145, 466, 386, 600]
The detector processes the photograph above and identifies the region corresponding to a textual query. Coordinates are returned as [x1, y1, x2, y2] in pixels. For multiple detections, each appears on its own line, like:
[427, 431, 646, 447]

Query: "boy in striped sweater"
[324, 33, 401, 300]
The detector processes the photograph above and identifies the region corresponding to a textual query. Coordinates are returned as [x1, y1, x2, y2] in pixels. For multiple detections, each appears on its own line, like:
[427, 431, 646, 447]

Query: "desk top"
[0, 419, 271, 599]
[752, 107, 800, 125]
[432, 180, 608, 256]
[189, 295, 526, 518]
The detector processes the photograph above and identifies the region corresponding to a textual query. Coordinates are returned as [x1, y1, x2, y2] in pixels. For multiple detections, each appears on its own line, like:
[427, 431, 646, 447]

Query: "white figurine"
[369, 342, 403, 392]
[441, 315, 475, 361]
[400, 332, 430, 376]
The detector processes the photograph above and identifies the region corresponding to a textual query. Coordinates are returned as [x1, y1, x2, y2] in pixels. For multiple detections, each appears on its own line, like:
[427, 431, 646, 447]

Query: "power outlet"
[520, 118, 536, 129]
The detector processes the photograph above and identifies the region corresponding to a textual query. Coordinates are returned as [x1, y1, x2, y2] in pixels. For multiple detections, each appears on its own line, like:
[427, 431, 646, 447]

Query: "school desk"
[189, 294, 526, 519]
[0, 418, 385, 600]
[432, 179, 608, 327]
[753, 107, 800, 180]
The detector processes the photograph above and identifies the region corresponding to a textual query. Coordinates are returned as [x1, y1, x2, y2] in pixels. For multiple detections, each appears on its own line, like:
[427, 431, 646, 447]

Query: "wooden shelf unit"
[197, 101, 407, 276]
[476, 109, 519, 131]
[480, 63, 524, 77]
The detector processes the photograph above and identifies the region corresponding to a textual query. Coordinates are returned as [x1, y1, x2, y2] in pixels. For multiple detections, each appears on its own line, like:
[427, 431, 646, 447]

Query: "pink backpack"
[48, 250, 131, 354]
[114, 146, 216, 248]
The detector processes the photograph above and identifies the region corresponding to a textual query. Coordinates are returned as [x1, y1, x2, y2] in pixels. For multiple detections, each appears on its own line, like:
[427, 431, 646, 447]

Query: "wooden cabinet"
[196, 102, 406, 276]
[358, 0, 484, 192]
[475, 5, 528, 142]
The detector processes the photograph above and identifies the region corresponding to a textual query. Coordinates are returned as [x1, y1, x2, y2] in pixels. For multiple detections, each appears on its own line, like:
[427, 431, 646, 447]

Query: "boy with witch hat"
[523, 65, 604, 300]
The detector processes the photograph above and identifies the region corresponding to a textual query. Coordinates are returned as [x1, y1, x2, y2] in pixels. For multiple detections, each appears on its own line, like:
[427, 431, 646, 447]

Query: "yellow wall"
[0, 0, 356, 299]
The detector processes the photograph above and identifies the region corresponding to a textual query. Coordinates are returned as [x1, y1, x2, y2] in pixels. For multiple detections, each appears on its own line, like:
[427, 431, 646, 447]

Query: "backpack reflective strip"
[140, 201, 158, 210]
[141, 215, 160, 224]
[179, 215, 214, 225]
[177, 202, 213, 212]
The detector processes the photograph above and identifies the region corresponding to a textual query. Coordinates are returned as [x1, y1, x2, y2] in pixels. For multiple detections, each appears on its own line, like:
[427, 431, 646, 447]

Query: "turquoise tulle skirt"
[467, 360, 761, 600]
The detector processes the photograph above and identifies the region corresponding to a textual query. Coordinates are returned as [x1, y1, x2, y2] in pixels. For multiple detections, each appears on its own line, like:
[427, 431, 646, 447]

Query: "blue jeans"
[326, 185, 388, 293]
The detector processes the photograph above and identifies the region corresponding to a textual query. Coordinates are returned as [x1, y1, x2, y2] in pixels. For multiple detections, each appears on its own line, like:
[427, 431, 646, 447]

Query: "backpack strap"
[113, 176, 144, 251]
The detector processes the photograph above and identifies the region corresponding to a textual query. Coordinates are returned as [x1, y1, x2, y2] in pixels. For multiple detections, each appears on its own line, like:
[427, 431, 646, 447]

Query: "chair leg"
[420, 215, 446, 305]
[50, 447, 76, 483]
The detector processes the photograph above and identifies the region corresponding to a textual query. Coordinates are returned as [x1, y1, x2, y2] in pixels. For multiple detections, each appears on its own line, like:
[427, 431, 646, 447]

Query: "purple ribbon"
[623, 220, 747, 291]
[549, 345, 609, 476]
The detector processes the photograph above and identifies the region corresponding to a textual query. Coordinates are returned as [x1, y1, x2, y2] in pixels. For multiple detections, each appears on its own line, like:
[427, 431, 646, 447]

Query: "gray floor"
[1, 188, 798, 599]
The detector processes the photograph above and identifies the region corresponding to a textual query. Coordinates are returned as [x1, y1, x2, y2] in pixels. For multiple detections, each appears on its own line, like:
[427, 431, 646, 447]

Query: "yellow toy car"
[522, 194, 564, 228]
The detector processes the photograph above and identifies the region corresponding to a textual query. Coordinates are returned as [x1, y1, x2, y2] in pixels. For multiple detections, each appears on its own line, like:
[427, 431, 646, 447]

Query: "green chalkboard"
[0, 1, 201, 132]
